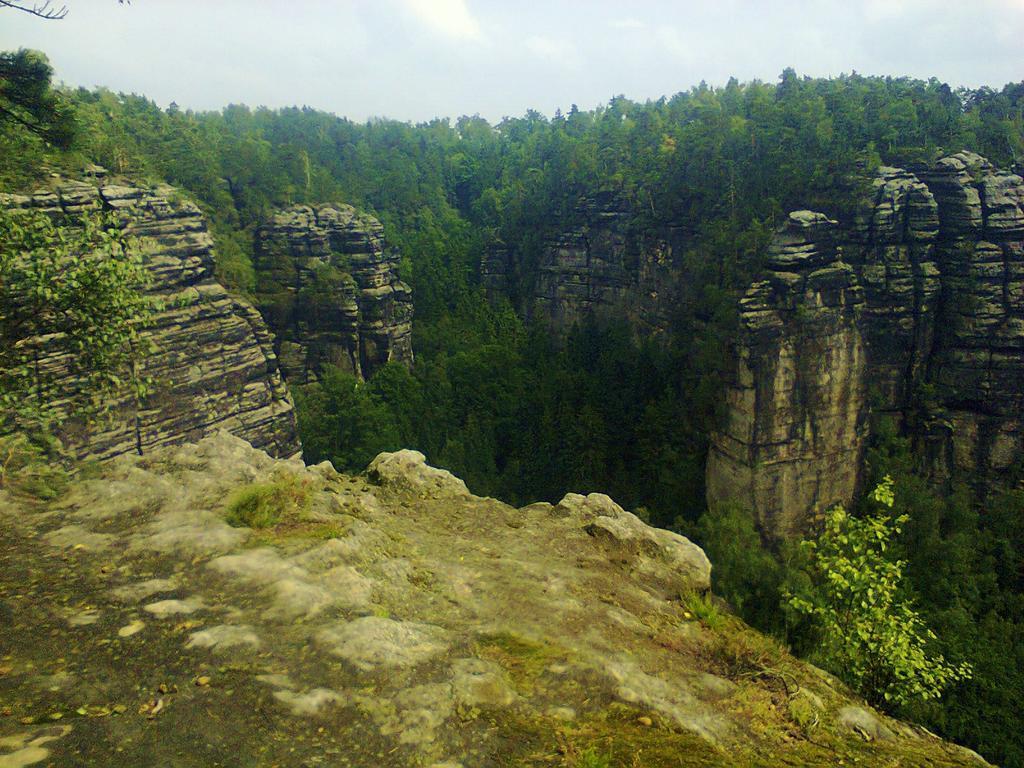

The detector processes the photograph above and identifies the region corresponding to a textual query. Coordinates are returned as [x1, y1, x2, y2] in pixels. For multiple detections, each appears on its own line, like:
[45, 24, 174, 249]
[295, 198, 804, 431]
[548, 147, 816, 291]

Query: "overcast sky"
[1, 0, 1022, 123]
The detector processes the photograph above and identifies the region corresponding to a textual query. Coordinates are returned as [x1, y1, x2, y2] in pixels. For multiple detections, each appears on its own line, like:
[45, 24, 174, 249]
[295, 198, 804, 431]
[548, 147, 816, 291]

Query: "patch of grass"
[224, 472, 311, 529]
[486, 704, 730, 767]
[680, 590, 726, 631]
[0, 433, 68, 501]
[704, 624, 785, 680]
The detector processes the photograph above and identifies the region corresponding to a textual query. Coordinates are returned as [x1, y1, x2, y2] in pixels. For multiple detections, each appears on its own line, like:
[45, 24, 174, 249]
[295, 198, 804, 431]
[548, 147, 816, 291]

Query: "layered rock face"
[709, 153, 1024, 538]
[1, 180, 300, 461]
[842, 166, 941, 411]
[530, 192, 681, 338]
[706, 211, 868, 539]
[253, 204, 413, 383]
[480, 238, 512, 301]
[917, 153, 1024, 484]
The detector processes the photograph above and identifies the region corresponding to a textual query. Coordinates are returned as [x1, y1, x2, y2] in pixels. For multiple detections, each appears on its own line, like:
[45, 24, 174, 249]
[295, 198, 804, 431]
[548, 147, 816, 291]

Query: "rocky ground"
[0, 434, 989, 767]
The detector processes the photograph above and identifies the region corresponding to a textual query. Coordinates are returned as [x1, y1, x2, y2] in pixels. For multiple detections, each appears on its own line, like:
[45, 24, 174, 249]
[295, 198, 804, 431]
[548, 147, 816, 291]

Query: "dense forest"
[3, 48, 1024, 765]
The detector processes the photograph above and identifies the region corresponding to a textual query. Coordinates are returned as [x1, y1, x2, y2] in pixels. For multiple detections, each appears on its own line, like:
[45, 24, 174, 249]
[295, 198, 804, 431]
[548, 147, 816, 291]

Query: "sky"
[1, 0, 1022, 124]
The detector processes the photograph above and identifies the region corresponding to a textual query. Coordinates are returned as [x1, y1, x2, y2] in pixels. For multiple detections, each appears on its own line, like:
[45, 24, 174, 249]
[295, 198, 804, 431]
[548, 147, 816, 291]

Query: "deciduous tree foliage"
[0, 207, 155, 431]
[787, 477, 972, 708]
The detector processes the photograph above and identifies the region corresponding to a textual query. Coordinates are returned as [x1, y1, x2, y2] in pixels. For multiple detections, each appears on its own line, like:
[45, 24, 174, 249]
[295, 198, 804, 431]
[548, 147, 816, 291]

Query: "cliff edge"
[0, 433, 988, 767]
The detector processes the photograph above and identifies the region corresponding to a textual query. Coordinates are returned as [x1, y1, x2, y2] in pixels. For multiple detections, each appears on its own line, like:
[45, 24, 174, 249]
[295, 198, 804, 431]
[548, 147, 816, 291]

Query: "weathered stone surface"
[0, 431, 988, 765]
[916, 152, 1024, 488]
[709, 154, 1024, 538]
[555, 492, 711, 593]
[367, 449, 470, 498]
[253, 203, 413, 382]
[842, 166, 941, 409]
[707, 211, 868, 539]
[0, 180, 300, 462]
[530, 191, 682, 339]
[480, 238, 511, 301]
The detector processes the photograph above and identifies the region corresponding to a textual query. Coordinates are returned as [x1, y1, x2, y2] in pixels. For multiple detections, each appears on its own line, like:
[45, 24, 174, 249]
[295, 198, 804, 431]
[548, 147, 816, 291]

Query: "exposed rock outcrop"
[917, 153, 1024, 485]
[530, 192, 681, 338]
[706, 211, 868, 539]
[253, 204, 413, 383]
[0, 180, 300, 461]
[480, 238, 512, 301]
[0, 432, 990, 766]
[709, 153, 1024, 538]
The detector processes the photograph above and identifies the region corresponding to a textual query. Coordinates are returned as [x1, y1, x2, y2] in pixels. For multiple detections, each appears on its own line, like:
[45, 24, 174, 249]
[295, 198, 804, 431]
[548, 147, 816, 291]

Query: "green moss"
[575, 747, 613, 768]
[787, 692, 820, 735]
[474, 632, 570, 695]
[248, 519, 348, 545]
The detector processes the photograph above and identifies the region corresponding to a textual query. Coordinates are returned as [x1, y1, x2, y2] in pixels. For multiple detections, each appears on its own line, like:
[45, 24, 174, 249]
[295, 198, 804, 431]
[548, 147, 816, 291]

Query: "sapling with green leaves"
[786, 476, 972, 708]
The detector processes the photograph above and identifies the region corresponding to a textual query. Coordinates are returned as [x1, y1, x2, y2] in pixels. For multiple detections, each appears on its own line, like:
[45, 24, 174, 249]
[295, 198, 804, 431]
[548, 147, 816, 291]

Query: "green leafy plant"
[681, 590, 726, 631]
[786, 477, 972, 707]
[0, 205, 158, 435]
[574, 747, 613, 768]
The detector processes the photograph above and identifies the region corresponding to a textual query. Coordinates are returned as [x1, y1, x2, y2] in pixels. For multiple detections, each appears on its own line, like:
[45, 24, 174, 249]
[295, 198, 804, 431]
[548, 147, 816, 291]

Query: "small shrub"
[224, 473, 311, 529]
[787, 692, 820, 734]
[0, 433, 68, 500]
[786, 476, 973, 707]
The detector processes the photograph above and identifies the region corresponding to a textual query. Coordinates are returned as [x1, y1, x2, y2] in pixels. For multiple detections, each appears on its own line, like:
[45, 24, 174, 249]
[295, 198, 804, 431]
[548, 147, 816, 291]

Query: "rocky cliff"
[528, 192, 682, 339]
[253, 204, 413, 383]
[0, 180, 300, 461]
[705, 211, 868, 539]
[709, 153, 1024, 538]
[0, 432, 989, 767]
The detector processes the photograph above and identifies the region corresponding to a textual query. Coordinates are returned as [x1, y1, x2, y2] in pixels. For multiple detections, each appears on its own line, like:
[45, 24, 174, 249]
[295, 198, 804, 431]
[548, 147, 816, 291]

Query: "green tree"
[0, 49, 75, 146]
[292, 367, 401, 472]
[787, 478, 972, 708]
[0, 206, 156, 435]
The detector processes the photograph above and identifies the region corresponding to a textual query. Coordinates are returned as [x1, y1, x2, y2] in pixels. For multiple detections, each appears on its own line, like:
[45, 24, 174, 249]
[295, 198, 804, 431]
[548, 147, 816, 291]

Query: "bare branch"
[0, 0, 69, 20]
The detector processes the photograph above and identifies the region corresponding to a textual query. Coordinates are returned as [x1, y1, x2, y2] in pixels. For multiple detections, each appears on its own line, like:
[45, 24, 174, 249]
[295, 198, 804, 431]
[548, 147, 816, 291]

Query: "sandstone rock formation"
[916, 153, 1024, 486]
[705, 211, 867, 539]
[0, 432, 990, 766]
[253, 204, 413, 383]
[0, 180, 300, 461]
[480, 238, 512, 301]
[529, 192, 681, 338]
[709, 153, 1024, 538]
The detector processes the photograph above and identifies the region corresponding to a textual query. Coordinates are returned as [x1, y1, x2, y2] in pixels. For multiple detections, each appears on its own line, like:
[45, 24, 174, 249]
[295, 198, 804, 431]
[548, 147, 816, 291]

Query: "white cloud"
[402, 0, 482, 41]
[611, 17, 645, 30]
[525, 35, 581, 69]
